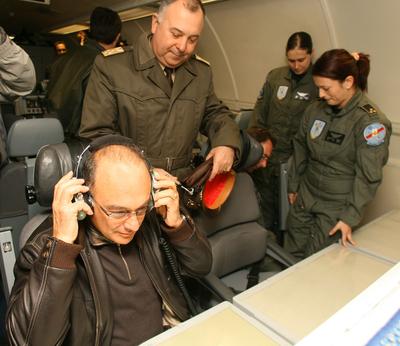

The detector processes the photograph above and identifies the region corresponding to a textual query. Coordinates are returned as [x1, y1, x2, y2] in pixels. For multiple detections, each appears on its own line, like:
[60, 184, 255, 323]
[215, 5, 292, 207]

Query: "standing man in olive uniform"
[79, 0, 240, 180]
[249, 32, 317, 240]
[286, 49, 391, 259]
[47, 7, 122, 138]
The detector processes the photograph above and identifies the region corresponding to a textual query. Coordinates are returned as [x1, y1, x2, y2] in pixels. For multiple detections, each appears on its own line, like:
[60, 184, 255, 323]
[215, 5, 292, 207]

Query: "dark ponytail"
[312, 49, 370, 91]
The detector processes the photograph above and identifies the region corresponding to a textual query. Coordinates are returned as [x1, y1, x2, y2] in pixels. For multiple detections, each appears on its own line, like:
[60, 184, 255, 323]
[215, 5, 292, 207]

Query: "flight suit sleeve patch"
[101, 47, 125, 57]
[360, 104, 377, 115]
[363, 122, 386, 146]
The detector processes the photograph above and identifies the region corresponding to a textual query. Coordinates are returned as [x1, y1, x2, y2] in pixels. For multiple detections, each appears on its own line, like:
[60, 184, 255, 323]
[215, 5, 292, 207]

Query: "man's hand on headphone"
[52, 171, 93, 244]
[152, 168, 183, 229]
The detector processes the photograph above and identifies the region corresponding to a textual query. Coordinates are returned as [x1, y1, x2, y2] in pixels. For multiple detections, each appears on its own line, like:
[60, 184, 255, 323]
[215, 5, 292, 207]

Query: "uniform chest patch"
[363, 123, 386, 146]
[325, 130, 345, 145]
[310, 119, 326, 139]
[294, 91, 310, 100]
[277, 86, 288, 100]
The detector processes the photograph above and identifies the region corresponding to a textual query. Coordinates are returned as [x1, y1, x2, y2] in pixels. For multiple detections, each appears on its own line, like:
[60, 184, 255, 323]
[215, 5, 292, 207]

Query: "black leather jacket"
[6, 211, 212, 346]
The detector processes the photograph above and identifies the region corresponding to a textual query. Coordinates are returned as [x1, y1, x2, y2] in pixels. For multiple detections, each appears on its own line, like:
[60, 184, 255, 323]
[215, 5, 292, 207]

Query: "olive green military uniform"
[249, 66, 317, 234]
[47, 39, 104, 137]
[285, 90, 392, 259]
[79, 33, 240, 179]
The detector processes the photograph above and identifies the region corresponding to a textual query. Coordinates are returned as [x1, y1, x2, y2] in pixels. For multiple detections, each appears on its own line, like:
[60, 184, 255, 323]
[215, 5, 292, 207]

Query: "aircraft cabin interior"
[0, 0, 400, 345]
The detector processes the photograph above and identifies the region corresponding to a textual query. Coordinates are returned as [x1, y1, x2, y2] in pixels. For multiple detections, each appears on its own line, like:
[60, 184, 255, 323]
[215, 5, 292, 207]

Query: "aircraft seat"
[192, 172, 297, 302]
[0, 118, 64, 298]
[0, 118, 64, 252]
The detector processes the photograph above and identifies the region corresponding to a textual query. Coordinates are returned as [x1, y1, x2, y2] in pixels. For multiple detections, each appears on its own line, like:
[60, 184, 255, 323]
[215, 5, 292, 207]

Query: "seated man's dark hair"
[89, 7, 122, 45]
[246, 126, 276, 146]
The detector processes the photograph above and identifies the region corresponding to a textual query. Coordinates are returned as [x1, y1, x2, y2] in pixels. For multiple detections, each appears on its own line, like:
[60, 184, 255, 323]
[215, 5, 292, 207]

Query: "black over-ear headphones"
[74, 135, 155, 220]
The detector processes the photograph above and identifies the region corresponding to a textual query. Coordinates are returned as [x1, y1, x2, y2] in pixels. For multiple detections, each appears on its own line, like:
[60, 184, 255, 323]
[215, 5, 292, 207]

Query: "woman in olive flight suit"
[286, 49, 391, 259]
[249, 32, 318, 243]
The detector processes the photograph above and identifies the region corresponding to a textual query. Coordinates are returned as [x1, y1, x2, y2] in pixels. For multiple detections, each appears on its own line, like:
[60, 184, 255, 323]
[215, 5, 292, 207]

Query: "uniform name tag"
[325, 131, 345, 145]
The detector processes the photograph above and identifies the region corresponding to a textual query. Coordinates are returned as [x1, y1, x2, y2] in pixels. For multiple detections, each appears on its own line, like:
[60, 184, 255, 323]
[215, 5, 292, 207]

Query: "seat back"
[19, 139, 87, 249]
[193, 173, 267, 277]
[6, 118, 64, 158]
[0, 118, 64, 253]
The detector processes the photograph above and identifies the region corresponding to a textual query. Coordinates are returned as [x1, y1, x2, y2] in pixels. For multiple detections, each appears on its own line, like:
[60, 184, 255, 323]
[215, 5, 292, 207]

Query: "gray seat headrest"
[7, 118, 64, 157]
[35, 143, 72, 207]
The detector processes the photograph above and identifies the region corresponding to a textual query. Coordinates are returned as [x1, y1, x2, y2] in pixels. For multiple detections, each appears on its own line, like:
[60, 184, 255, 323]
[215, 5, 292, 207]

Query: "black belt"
[148, 156, 191, 172]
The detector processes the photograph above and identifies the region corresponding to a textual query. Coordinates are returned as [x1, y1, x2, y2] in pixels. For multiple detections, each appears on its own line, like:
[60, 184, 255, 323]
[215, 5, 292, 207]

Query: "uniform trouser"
[251, 167, 280, 235]
[284, 188, 342, 260]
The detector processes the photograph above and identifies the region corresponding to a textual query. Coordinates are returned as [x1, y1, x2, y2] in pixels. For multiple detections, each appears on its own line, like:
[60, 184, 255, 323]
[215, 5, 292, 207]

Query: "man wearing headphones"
[6, 136, 212, 345]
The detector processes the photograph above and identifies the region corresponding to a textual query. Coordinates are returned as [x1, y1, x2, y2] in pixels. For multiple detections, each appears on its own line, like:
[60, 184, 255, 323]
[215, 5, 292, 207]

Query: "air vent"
[19, 0, 50, 4]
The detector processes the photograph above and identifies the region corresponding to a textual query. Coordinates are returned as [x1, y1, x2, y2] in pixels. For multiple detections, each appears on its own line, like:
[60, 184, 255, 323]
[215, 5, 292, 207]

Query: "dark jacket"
[47, 38, 103, 137]
[79, 32, 241, 178]
[6, 211, 212, 346]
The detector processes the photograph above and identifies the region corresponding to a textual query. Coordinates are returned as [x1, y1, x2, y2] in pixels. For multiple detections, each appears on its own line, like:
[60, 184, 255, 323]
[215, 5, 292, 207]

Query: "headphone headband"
[75, 135, 151, 179]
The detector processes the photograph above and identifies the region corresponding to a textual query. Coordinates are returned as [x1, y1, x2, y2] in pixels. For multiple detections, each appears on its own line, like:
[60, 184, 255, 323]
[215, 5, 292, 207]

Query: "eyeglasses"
[91, 195, 152, 222]
[262, 153, 271, 161]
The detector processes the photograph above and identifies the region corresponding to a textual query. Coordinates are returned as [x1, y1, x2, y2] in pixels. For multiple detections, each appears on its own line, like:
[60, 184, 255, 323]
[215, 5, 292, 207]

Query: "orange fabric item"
[203, 171, 235, 210]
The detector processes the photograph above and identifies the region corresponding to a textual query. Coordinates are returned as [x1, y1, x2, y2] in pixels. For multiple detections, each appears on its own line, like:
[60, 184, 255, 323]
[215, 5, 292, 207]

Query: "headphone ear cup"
[85, 194, 93, 208]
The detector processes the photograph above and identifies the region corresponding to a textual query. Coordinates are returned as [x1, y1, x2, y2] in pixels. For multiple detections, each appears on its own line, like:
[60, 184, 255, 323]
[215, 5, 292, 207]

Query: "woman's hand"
[329, 220, 356, 247]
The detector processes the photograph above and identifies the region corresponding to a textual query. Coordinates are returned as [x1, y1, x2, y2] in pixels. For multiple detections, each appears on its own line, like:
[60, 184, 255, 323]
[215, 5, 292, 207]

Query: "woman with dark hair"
[285, 49, 392, 259]
[249, 31, 318, 242]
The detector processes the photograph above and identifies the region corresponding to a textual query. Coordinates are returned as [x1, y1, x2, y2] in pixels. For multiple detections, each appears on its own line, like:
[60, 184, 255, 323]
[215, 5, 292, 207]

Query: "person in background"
[245, 127, 275, 173]
[6, 135, 212, 345]
[76, 31, 87, 46]
[47, 7, 122, 138]
[0, 26, 36, 167]
[53, 40, 68, 56]
[248, 32, 318, 243]
[285, 49, 391, 259]
[79, 0, 241, 181]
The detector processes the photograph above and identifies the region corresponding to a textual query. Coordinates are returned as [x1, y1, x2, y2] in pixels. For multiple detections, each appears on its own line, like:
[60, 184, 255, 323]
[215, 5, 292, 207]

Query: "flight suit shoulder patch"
[360, 103, 377, 115]
[194, 54, 210, 66]
[101, 47, 125, 57]
[363, 122, 386, 146]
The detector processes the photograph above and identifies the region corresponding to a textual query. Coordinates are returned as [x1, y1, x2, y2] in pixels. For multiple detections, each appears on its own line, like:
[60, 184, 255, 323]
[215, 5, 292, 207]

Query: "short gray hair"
[158, 0, 205, 20]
